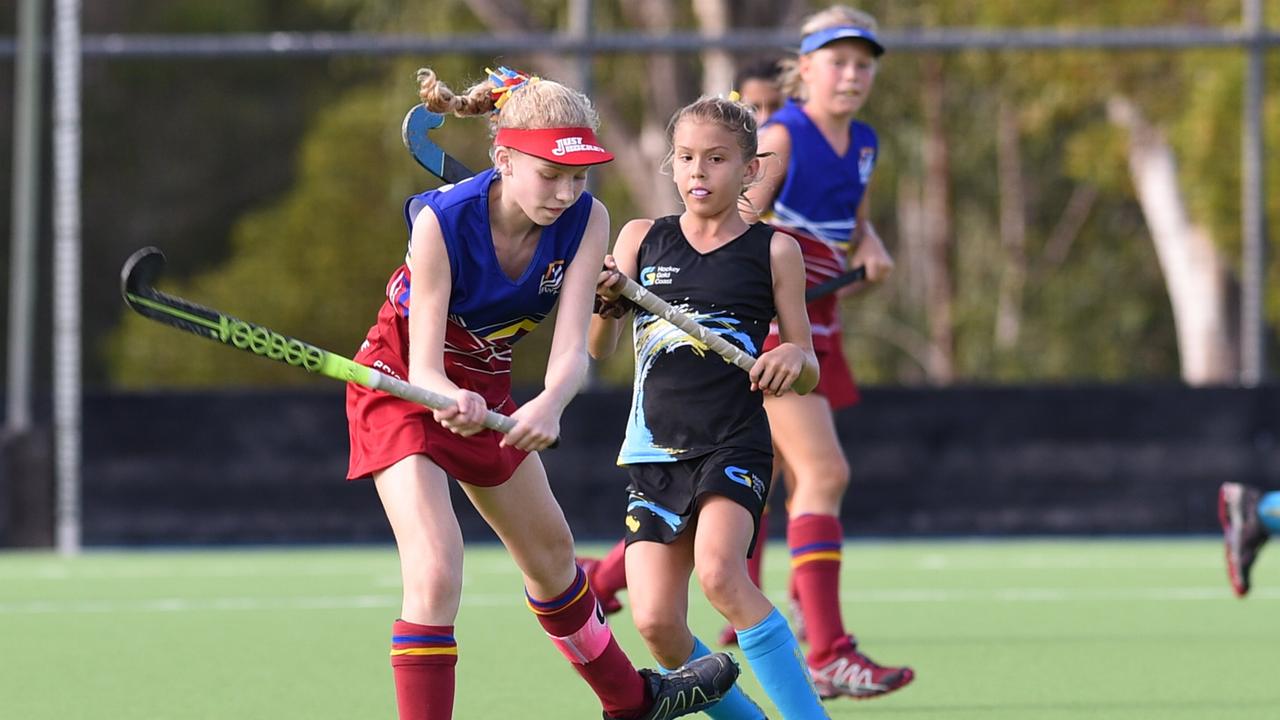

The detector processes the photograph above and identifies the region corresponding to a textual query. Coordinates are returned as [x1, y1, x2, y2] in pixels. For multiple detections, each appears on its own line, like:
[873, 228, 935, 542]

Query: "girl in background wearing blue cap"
[744, 5, 915, 701]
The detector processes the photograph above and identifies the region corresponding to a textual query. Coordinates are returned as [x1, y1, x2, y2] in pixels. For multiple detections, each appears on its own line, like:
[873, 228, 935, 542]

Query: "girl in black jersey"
[590, 96, 828, 719]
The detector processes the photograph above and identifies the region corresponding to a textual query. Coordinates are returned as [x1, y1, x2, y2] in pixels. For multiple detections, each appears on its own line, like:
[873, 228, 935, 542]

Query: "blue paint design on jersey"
[619, 304, 759, 463]
[627, 496, 685, 532]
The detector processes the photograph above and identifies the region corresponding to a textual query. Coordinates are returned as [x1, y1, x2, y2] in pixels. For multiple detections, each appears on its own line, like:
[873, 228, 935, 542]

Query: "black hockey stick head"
[120, 246, 222, 339]
[121, 246, 167, 308]
[402, 105, 475, 184]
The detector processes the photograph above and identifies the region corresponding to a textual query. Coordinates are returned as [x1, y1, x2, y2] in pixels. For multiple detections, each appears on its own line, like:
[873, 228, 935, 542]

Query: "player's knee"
[630, 606, 686, 650]
[401, 564, 462, 617]
[695, 559, 750, 610]
[520, 529, 577, 589]
[799, 458, 850, 496]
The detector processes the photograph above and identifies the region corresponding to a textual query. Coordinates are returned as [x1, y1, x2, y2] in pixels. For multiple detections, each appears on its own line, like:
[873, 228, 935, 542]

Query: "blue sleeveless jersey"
[765, 98, 878, 255]
[386, 168, 591, 376]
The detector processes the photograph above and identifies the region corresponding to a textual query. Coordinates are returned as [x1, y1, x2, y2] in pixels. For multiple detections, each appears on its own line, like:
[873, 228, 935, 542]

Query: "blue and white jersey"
[764, 98, 878, 265]
[386, 168, 592, 378]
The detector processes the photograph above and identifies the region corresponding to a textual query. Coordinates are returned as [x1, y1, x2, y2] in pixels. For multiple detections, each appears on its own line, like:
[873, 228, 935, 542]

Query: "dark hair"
[734, 57, 783, 89]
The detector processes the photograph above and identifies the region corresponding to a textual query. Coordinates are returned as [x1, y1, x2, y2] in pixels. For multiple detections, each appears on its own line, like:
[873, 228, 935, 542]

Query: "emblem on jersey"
[724, 465, 766, 500]
[538, 259, 566, 295]
[639, 264, 681, 287]
[858, 147, 876, 185]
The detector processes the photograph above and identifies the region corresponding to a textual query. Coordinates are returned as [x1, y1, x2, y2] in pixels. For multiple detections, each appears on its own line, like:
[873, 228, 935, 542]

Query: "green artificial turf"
[1, 539, 1275, 719]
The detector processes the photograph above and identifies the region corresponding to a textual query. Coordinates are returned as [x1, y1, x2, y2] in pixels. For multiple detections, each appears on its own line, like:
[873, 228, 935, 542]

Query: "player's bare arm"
[588, 217, 650, 360]
[848, 191, 893, 284]
[742, 123, 791, 222]
[504, 199, 611, 451]
[755, 231, 819, 396]
[407, 206, 488, 435]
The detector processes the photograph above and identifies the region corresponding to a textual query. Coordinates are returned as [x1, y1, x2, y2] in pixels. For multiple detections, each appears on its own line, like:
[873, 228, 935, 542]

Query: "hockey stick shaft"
[399, 116, 761, 378]
[805, 265, 867, 302]
[120, 247, 519, 436]
[613, 276, 757, 373]
[397, 130, 757, 373]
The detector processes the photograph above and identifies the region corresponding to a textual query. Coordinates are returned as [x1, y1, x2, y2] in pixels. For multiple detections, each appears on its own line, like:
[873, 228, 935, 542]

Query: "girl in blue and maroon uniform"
[744, 5, 913, 701]
[346, 66, 736, 720]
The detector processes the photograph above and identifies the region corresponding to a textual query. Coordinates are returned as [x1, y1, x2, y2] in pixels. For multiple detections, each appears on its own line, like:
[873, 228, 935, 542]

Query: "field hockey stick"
[402, 105, 474, 184]
[396, 121, 757, 375]
[612, 276, 758, 374]
[804, 265, 867, 302]
[120, 246, 525, 438]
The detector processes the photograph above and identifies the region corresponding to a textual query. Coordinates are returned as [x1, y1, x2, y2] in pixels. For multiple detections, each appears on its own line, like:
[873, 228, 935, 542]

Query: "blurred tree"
[844, 0, 1278, 385]
[100, 0, 1280, 391]
[70, 0, 359, 387]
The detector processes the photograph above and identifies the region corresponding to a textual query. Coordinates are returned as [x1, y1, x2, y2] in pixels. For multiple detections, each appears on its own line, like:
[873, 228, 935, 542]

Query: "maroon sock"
[594, 539, 630, 596]
[528, 566, 648, 718]
[746, 510, 768, 588]
[788, 513, 849, 662]
[390, 619, 457, 720]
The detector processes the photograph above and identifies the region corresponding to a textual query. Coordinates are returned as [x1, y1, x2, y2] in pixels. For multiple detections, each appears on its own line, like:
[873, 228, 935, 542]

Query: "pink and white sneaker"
[809, 637, 914, 700]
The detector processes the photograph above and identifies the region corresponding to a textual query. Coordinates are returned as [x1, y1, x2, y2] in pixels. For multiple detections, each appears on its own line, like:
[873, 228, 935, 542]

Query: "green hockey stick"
[120, 246, 524, 438]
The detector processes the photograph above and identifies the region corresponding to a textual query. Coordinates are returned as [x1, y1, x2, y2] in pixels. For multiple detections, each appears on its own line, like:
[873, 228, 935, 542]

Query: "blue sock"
[737, 608, 828, 720]
[661, 637, 766, 720]
[1259, 492, 1280, 535]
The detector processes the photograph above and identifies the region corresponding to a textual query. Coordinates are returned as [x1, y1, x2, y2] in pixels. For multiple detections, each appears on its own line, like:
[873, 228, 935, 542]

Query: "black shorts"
[622, 446, 772, 558]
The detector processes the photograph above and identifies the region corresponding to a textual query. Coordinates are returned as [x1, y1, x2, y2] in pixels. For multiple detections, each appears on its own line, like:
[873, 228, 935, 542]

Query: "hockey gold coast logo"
[640, 265, 680, 287]
[539, 259, 566, 295]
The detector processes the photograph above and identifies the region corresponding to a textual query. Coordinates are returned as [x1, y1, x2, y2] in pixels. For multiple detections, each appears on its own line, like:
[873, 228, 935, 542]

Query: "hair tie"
[486, 66, 541, 113]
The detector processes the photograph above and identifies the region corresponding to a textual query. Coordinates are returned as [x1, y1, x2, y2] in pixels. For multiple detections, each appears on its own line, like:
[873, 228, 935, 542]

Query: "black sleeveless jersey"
[618, 215, 776, 464]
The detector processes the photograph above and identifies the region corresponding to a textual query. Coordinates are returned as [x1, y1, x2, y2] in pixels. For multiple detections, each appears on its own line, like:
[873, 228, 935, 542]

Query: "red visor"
[494, 127, 614, 166]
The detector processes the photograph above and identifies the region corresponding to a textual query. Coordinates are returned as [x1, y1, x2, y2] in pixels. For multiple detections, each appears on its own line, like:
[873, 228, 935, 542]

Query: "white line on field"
[0, 586, 1273, 615]
[0, 551, 1223, 581]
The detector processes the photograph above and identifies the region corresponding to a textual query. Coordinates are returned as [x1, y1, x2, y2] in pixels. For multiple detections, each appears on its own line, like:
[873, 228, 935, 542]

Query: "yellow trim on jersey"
[484, 317, 541, 342]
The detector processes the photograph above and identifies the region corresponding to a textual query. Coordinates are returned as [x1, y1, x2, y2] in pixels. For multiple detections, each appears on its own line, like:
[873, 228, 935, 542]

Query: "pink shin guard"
[547, 602, 614, 663]
[529, 568, 647, 716]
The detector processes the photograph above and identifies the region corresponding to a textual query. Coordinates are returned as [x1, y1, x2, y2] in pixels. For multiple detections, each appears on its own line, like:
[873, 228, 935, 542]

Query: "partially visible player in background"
[736, 56, 785, 126]
[345, 65, 737, 720]
[590, 94, 829, 720]
[1219, 482, 1280, 597]
[743, 5, 913, 700]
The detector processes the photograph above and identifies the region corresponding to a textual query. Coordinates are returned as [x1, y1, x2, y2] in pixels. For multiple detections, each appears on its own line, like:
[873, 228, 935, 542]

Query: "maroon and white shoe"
[579, 557, 624, 615]
[1219, 482, 1269, 598]
[809, 637, 914, 700]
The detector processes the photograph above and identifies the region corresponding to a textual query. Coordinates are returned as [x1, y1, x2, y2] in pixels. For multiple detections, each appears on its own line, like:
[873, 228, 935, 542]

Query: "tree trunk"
[1107, 96, 1238, 384]
[692, 0, 735, 96]
[995, 99, 1027, 350]
[921, 55, 955, 383]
